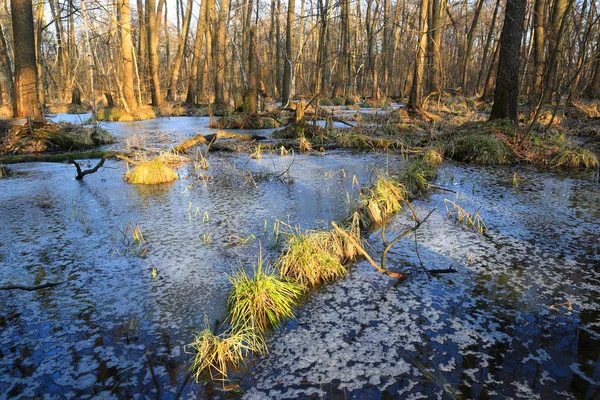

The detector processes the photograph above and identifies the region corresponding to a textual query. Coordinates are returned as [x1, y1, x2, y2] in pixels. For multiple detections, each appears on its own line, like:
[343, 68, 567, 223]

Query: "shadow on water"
[1, 115, 598, 398]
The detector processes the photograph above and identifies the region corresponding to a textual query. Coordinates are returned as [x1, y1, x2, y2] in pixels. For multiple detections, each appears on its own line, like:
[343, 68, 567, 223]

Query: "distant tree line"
[3, 0, 600, 122]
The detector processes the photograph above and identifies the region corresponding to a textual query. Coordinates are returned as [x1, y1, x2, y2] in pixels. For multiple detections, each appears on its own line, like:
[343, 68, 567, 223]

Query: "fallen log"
[173, 130, 267, 153]
[0, 150, 117, 164]
[428, 268, 458, 274]
[0, 281, 65, 291]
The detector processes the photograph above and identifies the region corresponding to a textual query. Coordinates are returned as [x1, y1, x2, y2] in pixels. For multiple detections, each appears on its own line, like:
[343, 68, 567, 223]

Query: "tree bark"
[407, 0, 429, 111]
[489, 0, 527, 123]
[118, 0, 138, 110]
[281, 0, 295, 106]
[429, 0, 444, 94]
[215, 0, 230, 106]
[11, 0, 44, 120]
[167, 0, 193, 100]
[147, 0, 163, 106]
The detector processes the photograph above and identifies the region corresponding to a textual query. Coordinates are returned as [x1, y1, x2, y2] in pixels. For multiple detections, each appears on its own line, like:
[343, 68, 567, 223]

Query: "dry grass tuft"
[124, 159, 178, 185]
[424, 147, 444, 167]
[188, 324, 266, 382]
[550, 147, 598, 169]
[299, 136, 312, 153]
[444, 199, 487, 234]
[277, 230, 348, 289]
[353, 175, 407, 229]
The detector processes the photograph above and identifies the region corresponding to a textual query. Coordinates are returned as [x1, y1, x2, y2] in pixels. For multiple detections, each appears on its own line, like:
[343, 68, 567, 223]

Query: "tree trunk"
[407, 0, 429, 111]
[489, 0, 527, 123]
[244, 26, 258, 113]
[281, 0, 295, 106]
[542, 0, 570, 103]
[11, 0, 44, 120]
[530, 0, 545, 104]
[118, 0, 137, 110]
[167, 0, 193, 100]
[0, 19, 13, 107]
[186, 1, 206, 105]
[429, 0, 443, 94]
[461, 0, 484, 95]
[215, 0, 230, 106]
[34, 0, 45, 108]
[476, 0, 500, 95]
[482, 40, 500, 101]
[147, 0, 162, 106]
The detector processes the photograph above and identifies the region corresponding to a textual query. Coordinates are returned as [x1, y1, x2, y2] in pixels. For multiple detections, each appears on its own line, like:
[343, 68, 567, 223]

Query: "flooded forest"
[0, 0, 600, 397]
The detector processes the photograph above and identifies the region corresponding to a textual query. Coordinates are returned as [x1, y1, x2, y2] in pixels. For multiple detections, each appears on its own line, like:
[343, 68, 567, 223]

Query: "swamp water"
[0, 116, 598, 399]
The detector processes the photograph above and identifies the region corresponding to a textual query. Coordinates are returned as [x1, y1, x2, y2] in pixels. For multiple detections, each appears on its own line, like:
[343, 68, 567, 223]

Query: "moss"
[213, 113, 282, 130]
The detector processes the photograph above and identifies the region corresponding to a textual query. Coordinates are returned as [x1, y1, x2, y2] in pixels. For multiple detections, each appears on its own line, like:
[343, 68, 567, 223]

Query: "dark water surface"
[1, 116, 599, 399]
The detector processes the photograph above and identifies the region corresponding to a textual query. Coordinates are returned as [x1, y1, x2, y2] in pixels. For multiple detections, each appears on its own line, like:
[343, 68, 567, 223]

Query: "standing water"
[1, 116, 599, 398]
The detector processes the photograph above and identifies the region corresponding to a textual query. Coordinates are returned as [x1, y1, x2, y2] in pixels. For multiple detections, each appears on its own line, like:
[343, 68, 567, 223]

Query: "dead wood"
[173, 130, 266, 153]
[70, 157, 106, 180]
[0, 281, 65, 291]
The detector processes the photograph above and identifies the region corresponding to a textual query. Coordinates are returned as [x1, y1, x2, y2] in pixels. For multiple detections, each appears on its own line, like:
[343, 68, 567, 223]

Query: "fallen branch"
[428, 268, 458, 274]
[0, 150, 117, 164]
[381, 208, 436, 271]
[70, 157, 106, 180]
[173, 130, 267, 153]
[0, 281, 65, 291]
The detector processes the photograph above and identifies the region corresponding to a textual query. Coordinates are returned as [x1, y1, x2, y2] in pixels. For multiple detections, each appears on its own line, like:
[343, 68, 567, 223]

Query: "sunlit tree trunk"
[215, 0, 230, 106]
[118, 0, 137, 110]
[11, 0, 43, 120]
[147, 0, 162, 106]
[186, 0, 206, 104]
[429, 0, 444, 94]
[0, 19, 13, 107]
[407, 0, 429, 111]
[167, 0, 193, 100]
[34, 0, 45, 108]
[281, 0, 294, 106]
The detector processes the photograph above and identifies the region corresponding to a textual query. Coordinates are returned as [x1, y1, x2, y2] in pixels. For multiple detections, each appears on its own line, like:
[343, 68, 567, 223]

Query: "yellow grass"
[124, 159, 178, 185]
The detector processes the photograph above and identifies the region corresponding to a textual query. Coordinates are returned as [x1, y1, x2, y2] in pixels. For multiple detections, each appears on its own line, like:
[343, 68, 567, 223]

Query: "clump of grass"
[299, 135, 312, 153]
[277, 230, 348, 289]
[447, 134, 512, 165]
[424, 147, 444, 167]
[550, 147, 598, 169]
[0, 165, 6, 178]
[336, 132, 374, 149]
[228, 255, 302, 332]
[319, 98, 333, 106]
[188, 324, 266, 382]
[351, 175, 407, 230]
[124, 159, 178, 185]
[398, 159, 436, 199]
[250, 145, 262, 160]
[332, 97, 347, 106]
